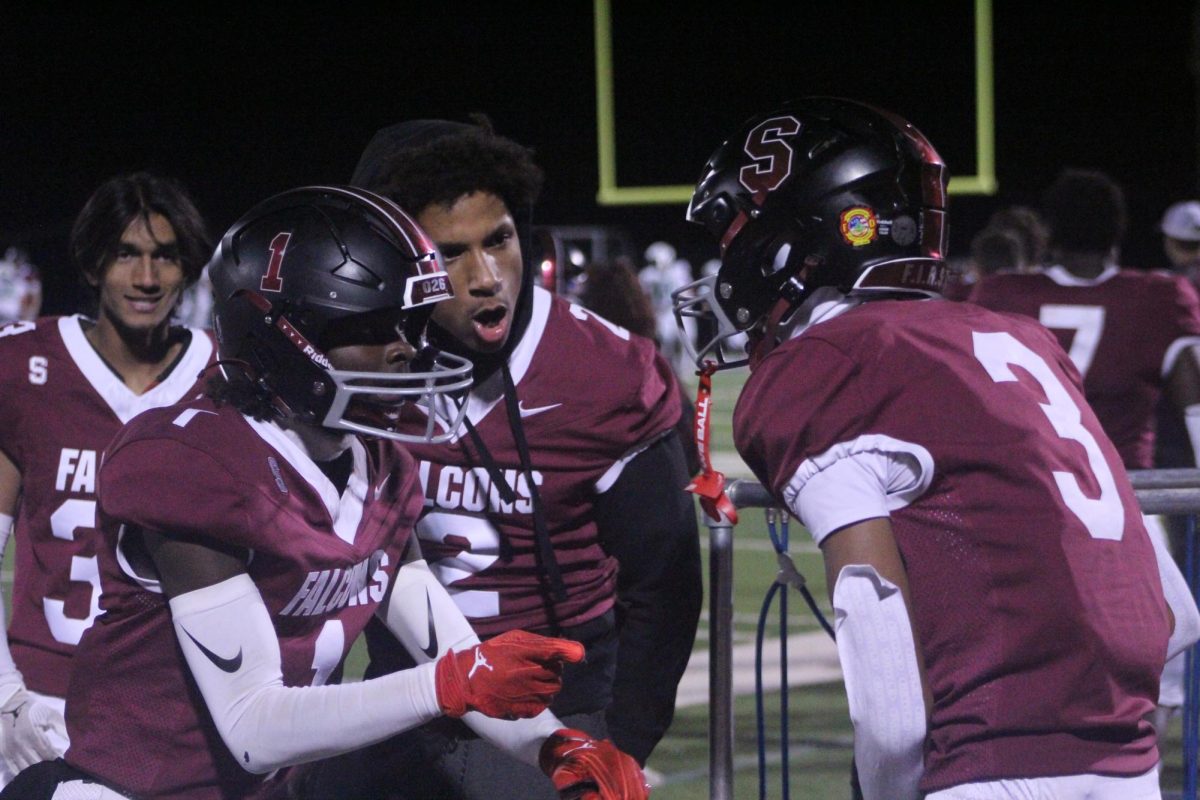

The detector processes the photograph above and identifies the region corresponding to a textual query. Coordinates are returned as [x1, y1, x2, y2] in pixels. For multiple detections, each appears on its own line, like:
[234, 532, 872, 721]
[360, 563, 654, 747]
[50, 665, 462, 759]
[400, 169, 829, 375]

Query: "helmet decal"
[883, 215, 918, 246]
[259, 231, 291, 292]
[839, 206, 878, 247]
[738, 115, 802, 198]
[403, 270, 453, 308]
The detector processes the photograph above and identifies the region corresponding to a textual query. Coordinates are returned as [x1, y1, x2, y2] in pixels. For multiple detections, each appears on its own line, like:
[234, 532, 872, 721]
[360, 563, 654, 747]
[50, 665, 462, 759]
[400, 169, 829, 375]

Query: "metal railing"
[703, 468, 1200, 800]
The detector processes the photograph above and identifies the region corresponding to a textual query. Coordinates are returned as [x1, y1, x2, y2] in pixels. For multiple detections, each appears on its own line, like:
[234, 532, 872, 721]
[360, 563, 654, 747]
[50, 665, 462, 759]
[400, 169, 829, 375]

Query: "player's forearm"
[1147, 516, 1200, 658]
[171, 574, 443, 774]
[596, 432, 701, 762]
[0, 514, 20, 683]
[377, 556, 572, 764]
[462, 708, 563, 766]
[608, 576, 699, 764]
[832, 564, 926, 800]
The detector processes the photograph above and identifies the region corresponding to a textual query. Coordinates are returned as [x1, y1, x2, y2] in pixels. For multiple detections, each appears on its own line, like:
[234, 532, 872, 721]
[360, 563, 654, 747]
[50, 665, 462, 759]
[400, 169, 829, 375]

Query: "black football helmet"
[208, 185, 472, 442]
[673, 97, 949, 368]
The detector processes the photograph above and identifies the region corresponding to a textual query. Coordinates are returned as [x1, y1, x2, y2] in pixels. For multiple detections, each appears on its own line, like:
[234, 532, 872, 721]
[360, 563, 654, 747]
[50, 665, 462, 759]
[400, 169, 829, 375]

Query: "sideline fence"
[703, 468, 1200, 800]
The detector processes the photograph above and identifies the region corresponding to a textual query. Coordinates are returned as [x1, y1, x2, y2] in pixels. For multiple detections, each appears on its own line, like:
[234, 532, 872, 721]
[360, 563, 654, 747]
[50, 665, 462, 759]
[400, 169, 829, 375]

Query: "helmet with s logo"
[673, 97, 949, 368]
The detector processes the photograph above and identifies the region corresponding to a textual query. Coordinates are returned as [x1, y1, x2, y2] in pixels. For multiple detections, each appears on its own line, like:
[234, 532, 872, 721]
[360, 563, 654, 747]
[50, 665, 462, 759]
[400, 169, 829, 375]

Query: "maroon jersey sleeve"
[99, 412, 259, 546]
[0, 319, 50, 464]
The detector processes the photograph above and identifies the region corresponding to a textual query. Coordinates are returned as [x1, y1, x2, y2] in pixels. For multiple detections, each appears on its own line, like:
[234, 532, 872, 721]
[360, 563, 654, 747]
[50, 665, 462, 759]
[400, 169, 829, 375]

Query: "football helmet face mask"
[208, 185, 472, 443]
[673, 97, 950, 369]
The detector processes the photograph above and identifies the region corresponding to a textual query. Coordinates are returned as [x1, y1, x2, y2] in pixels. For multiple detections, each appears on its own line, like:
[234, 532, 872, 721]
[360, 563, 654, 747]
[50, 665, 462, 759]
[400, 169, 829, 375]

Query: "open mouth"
[472, 305, 509, 346]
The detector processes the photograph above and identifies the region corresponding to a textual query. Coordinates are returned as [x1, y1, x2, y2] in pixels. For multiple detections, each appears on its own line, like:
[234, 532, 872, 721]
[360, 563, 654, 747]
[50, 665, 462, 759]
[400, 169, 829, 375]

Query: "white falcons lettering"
[279, 550, 390, 617]
[418, 462, 542, 515]
[55, 448, 98, 493]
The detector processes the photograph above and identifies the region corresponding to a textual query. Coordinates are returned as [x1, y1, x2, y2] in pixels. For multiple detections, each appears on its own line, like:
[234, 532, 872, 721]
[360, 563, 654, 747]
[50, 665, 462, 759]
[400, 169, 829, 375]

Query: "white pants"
[925, 767, 1160, 799]
[0, 691, 67, 788]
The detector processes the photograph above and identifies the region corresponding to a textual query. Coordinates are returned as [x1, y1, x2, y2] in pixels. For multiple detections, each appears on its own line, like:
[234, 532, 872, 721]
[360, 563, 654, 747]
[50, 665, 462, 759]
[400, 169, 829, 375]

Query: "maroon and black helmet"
[208, 185, 471, 441]
[674, 97, 949, 368]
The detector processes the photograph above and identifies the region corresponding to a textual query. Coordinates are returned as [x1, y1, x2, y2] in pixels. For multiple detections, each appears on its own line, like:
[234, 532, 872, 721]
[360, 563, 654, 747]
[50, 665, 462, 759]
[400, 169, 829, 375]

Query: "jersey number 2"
[973, 330, 1125, 540]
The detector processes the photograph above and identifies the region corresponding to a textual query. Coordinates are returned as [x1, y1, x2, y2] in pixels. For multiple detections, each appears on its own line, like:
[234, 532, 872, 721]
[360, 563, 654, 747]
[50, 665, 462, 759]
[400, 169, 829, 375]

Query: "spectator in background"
[639, 240, 695, 379]
[1160, 200, 1200, 282]
[970, 168, 1200, 748]
[0, 248, 42, 323]
[987, 204, 1050, 271]
[0, 172, 217, 786]
[575, 256, 702, 477]
[1154, 200, 1200, 603]
[943, 225, 1028, 301]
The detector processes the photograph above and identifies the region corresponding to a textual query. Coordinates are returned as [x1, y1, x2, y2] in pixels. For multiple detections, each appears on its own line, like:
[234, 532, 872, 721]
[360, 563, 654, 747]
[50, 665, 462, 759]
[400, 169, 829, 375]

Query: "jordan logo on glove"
[434, 629, 584, 719]
[468, 647, 494, 679]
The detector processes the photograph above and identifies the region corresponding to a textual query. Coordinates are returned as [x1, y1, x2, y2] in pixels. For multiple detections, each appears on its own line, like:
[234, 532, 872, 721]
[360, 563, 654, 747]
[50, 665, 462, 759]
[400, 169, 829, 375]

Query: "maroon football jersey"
[735, 299, 1168, 791]
[0, 315, 214, 697]
[394, 288, 680, 637]
[62, 397, 421, 799]
[970, 266, 1200, 468]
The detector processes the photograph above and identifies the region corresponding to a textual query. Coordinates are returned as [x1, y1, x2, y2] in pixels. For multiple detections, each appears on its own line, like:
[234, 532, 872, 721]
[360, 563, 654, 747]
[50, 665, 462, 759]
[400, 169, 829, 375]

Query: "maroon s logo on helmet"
[739, 115, 802, 199]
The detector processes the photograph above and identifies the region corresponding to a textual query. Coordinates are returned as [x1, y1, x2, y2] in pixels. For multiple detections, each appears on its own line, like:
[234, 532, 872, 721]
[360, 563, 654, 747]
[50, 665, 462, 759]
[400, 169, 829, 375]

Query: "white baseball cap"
[1161, 201, 1200, 241]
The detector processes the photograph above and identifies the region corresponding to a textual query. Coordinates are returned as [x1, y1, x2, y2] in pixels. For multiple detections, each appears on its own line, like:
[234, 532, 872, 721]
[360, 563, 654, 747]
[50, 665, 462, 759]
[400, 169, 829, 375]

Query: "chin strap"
[686, 361, 738, 524]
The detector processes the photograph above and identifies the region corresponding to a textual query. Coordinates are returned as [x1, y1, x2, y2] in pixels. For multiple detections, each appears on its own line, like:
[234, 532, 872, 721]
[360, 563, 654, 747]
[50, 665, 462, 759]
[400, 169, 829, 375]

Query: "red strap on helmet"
[686, 362, 738, 524]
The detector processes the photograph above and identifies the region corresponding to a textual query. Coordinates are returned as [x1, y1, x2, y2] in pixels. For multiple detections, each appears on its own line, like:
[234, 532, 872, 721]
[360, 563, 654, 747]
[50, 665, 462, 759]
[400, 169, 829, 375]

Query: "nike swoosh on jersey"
[375, 474, 390, 500]
[518, 401, 563, 418]
[420, 590, 439, 659]
[182, 627, 244, 673]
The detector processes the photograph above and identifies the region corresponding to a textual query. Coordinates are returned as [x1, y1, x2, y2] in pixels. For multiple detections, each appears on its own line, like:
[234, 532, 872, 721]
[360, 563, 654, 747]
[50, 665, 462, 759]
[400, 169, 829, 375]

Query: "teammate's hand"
[434, 630, 584, 719]
[539, 728, 650, 800]
[0, 679, 67, 774]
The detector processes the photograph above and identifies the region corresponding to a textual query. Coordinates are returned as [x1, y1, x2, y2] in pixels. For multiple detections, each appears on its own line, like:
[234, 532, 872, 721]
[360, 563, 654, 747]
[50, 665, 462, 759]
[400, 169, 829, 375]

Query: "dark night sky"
[3, 3, 1198, 314]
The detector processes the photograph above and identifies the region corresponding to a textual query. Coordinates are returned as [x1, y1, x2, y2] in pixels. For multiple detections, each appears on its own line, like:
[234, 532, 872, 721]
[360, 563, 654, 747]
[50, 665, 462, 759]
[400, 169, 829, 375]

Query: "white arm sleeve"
[378, 557, 564, 766]
[833, 564, 926, 800]
[1145, 515, 1200, 660]
[169, 573, 443, 774]
[0, 514, 20, 688]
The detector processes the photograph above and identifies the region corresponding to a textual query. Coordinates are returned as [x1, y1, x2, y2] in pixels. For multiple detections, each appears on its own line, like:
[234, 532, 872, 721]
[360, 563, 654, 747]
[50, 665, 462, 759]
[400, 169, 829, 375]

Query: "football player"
[292, 118, 697, 799]
[0, 172, 216, 785]
[0, 186, 647, 800]
[673, 97, 1198, 799]
[969, 169, 1200, 731]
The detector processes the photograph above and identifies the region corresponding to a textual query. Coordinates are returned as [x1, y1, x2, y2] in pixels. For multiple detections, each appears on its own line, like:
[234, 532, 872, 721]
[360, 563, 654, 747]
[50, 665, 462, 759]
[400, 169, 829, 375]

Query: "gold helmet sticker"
[839, 206, 878, 247]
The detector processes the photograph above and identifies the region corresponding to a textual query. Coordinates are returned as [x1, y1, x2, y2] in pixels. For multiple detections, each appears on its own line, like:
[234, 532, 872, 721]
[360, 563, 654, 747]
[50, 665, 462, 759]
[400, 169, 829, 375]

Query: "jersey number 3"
[973, 330, 1125, 540]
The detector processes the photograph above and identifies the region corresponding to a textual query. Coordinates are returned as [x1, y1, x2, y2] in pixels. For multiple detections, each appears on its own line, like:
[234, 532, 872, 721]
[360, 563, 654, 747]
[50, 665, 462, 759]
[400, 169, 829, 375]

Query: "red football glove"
[539, 728, 650, 800]
[435, 630, 584, 719]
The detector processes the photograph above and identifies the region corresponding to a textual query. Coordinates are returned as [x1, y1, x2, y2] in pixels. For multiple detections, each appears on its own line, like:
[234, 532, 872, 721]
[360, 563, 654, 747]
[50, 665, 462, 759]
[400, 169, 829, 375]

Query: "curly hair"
[377, 116, 544, 216]
[1040, 168, 1127, 253]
